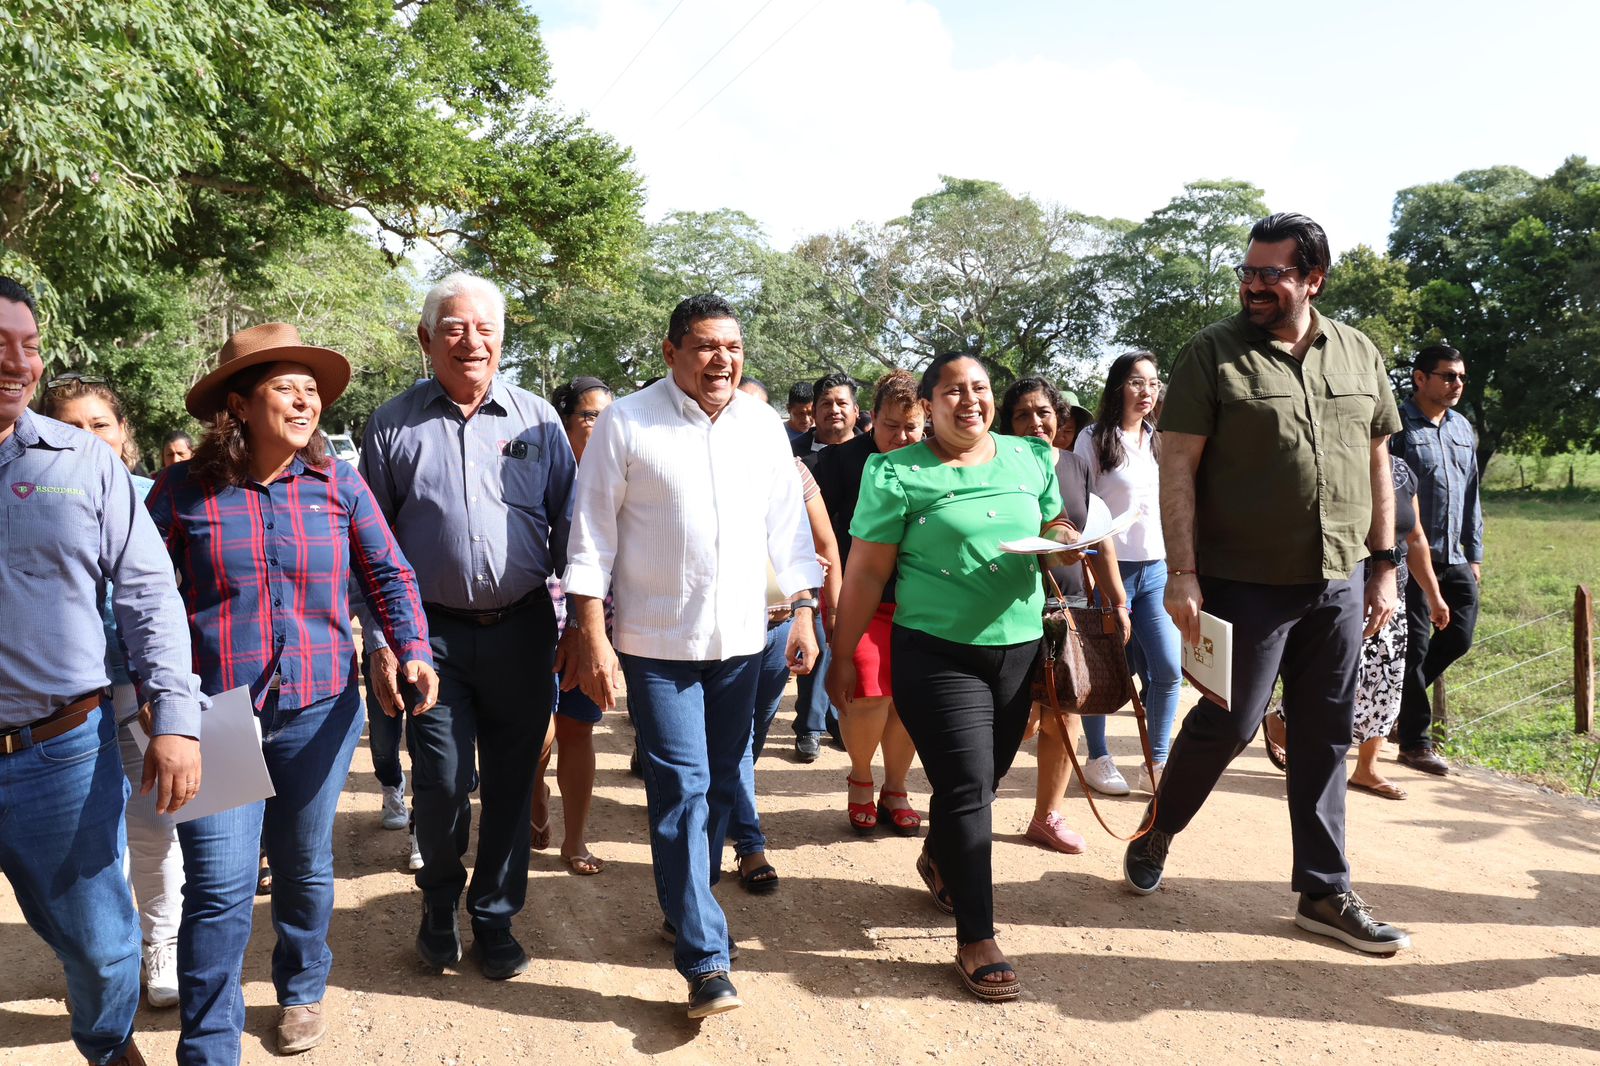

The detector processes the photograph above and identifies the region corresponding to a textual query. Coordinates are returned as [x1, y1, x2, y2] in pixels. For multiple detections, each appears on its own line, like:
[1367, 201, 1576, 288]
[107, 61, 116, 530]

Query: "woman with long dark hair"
[997, 376, 1130, 855]
[533, 376, 615, 874]
[149, 323, 438, 1062]
[1073, 351, 1182, 795]
[827, 353, 1084, 1002]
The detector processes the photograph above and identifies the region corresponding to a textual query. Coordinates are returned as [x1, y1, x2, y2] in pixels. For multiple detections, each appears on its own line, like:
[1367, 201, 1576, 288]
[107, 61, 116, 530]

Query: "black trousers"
[1397, 562, 1480, 753]
[890, 625, 1038, 945]
[1154, 575, 1363, 895]
[408, 598, 557, 929]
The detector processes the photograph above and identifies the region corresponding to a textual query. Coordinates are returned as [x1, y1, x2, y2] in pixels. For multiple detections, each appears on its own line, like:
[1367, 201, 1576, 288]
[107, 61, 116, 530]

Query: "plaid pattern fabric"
[147, 457, 431, 707]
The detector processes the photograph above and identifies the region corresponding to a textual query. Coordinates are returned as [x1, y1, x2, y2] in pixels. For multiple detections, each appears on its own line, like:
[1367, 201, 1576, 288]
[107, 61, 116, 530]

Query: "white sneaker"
[143, 939, 178, 1008]
[408, 819, 424, 871]
[381, 776, 408, 830]
[1083, 755, 1130, 796]
[1137, 762, 1165, 794]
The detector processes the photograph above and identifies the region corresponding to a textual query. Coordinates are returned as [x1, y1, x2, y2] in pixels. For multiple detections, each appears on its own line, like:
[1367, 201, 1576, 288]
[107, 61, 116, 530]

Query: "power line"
[597, 0, 691, 104]
[647, 0, 780, 122]
[674, 0, 828, 131]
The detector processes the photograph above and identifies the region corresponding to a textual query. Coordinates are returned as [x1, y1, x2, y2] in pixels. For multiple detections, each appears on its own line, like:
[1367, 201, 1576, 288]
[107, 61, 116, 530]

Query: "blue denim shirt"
[358, 377, 575, 644]
[1389, 399, 1484, 566]
[1, 411, 203, 735]
[101, 472, 155, 686]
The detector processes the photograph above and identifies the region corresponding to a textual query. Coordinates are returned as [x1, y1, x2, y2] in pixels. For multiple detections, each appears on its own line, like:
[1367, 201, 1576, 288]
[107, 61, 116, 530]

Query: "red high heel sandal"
[877, 788, 922, 835]
[847, 777, 878, 833]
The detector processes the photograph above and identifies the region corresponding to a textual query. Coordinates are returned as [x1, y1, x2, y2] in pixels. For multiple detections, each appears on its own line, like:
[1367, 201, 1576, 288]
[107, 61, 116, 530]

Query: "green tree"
[1096, 179, 1268, 367]
[1389, 157, 1600, 465]
[1319, 244, 1420, 378]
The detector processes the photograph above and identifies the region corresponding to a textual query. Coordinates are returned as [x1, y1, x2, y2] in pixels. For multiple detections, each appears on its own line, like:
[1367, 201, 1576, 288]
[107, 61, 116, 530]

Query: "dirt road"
[5, 696, 1599, 1065]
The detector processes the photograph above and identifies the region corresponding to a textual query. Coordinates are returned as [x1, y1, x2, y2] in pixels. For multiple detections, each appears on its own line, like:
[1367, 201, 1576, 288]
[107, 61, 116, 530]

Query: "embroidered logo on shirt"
[309, 504, 323, 512]
[10, 482, 82, 499]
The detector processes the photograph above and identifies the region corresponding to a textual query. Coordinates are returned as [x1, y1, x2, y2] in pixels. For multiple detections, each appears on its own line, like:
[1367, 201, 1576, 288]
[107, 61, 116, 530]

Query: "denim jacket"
[1389, 399, 1483, 566]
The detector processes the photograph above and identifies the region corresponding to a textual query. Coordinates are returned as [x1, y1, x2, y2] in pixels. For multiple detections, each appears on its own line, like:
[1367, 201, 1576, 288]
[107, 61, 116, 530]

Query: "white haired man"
[359, 272, 576, 979]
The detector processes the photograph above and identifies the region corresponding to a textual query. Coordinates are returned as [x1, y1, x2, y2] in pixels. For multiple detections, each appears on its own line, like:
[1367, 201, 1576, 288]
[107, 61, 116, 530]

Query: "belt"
[424, 588, 549, 628]
[0, 689, 108, 757]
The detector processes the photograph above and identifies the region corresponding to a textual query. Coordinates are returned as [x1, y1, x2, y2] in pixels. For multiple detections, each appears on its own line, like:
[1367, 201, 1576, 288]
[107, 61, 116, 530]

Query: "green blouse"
[850, 433, 1063, 646]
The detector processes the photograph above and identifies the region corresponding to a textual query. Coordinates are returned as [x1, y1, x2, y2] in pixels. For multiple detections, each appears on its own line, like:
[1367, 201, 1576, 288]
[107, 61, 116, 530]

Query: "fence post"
[1432, 673, 1448, 736]
[1576, 584, 1594, 735]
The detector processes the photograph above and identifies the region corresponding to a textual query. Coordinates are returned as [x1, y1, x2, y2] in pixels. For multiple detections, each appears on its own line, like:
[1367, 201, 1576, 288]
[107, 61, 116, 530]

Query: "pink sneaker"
[1025, 811, 1087, 855]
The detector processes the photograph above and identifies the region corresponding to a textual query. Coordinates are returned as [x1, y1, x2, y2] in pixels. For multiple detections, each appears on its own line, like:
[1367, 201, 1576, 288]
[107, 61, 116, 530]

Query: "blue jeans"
[728, 618, 792, 857]
[791, 611, 837, 739]
[176, 685, 363, 1066]
[0, 702, 139, 1064]
[361, 650, 405, 789]
[1083, 559, 1182, 763]
[620, 651, 761, 980]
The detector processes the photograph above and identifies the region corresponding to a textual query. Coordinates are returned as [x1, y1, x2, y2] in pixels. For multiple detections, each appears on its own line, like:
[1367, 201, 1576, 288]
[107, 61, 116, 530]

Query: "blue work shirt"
[1389, 399, 1484, 566]
[0, 411, 202, 735]
[358, 377, 575, 642]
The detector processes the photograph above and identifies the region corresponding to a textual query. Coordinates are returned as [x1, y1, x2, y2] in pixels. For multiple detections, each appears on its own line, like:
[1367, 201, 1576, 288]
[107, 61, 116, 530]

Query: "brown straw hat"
[185, 323, 351, 419]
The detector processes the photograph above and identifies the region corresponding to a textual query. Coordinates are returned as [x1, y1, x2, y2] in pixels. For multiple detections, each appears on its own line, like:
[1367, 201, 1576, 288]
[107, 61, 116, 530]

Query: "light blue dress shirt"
[358, 377, 575, 642]
[0, 411, 202, 735]
[1391, 399, 1484, 566]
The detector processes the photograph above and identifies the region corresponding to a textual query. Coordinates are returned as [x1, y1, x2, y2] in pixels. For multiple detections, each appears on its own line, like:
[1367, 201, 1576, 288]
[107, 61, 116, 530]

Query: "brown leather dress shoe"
[1397, 747, 1450, 776]
[103, 1037, 147, 1066]
[276, 1002, 327, 1055]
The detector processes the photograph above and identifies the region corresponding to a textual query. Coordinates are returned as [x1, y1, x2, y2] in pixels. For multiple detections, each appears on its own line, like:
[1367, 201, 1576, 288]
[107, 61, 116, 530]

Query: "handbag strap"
[1042, 659, 1159, 842]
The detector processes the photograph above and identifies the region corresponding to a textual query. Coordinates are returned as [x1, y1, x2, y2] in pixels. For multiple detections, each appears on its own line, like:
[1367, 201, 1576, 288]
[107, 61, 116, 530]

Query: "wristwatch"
[1368, 547, 1398, 566]
[789, 597, 819, 612]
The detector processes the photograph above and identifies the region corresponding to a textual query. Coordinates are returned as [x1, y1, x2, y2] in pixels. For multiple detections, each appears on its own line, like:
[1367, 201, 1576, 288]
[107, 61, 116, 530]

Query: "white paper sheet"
[131, 685, 276, 823]
[1180, 611, 1234, 710]
[1000, 494, 1141, 554]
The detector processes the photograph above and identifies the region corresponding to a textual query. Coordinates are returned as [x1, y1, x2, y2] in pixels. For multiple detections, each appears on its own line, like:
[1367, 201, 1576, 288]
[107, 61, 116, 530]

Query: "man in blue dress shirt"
[0, 277, 203, 1066]
[359, 272, 576, 980]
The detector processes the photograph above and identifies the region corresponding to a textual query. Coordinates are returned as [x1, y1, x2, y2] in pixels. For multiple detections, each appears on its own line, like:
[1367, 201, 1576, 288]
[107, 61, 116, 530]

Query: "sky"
[534, 0, 1598, 255]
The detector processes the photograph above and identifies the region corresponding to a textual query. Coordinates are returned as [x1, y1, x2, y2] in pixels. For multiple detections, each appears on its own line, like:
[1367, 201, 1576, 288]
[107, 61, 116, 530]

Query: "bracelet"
[1168, 568, 1197, 576]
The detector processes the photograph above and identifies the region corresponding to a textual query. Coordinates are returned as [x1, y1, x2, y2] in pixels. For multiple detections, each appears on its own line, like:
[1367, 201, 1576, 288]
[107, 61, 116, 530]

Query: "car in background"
[326, 433, 358, 464]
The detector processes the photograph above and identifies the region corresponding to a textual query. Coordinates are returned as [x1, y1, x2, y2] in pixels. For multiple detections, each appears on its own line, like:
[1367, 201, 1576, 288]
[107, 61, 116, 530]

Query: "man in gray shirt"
[359, 272, 575, 981]
[0, 276, 202, 1066]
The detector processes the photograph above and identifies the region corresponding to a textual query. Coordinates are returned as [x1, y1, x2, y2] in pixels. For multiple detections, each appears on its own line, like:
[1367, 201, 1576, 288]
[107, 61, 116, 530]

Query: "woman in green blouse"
[826, 352, 1079, 1002]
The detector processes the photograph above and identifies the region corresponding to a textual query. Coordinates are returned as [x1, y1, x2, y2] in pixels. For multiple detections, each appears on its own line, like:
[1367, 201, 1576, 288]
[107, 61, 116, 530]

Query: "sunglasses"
[44, 372, 107, 390]
[1424, 371, 1468, 385]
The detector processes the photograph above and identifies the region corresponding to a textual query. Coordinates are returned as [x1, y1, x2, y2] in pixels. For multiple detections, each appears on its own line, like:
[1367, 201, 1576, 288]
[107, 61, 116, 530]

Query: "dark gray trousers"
[1154, 573, 1363, 894]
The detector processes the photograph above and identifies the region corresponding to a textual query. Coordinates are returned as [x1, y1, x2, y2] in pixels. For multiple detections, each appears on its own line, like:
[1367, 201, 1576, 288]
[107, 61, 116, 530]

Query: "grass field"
[1435, 452, 1600, 794]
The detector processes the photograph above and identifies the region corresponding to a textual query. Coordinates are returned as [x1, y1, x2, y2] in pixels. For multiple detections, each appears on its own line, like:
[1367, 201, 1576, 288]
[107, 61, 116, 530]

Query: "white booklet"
[1180, 611, 1234, 710]
[132, 685, 276, 823]
[1000, 494, 1139, 555]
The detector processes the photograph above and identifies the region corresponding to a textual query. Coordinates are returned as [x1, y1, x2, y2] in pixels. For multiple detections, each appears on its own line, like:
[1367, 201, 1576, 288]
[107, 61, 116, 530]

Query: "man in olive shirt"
[1128, 213, 1412, 954]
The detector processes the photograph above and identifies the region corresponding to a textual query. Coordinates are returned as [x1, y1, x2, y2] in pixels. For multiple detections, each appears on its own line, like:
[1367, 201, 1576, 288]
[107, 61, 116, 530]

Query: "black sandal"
[915, 849, 954, 915]
[737, 862, 779, 895]
[955, 956, 1020, 1002]
[256, 859, 272, 896]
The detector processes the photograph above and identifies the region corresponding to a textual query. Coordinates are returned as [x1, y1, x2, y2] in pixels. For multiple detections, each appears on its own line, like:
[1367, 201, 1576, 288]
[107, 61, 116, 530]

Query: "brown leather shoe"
[1397, 748, 1450, 776]
[103, 1037, 147, 1066]
[276, 1002, 327, 1055]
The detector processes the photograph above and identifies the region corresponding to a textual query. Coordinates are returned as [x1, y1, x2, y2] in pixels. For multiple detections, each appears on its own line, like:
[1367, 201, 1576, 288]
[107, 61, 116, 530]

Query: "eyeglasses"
[1127, 378, 1162, 393]
[574, 411, 602, 424]
[1425, 371, 1468, 385]
[1233, 265, 1300, 285]
[44, 372, 106, 390]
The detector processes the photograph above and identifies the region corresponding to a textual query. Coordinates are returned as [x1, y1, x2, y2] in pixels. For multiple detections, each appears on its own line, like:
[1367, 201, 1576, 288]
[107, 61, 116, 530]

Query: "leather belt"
[0, 689, 107, 757]
[424, 588, 548, 628]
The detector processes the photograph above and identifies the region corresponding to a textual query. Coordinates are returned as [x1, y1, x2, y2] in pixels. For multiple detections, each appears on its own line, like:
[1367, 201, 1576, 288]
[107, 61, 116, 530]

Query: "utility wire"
[648, 0, 780, 122]
[675, 0, 828, 131]
[597, 0, 690, 104]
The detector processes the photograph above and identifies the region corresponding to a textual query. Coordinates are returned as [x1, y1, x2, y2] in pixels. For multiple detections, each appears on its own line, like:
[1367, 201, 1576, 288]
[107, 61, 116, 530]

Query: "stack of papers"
[131, 685, 276, 823]
[1000, 494, 1139, 555]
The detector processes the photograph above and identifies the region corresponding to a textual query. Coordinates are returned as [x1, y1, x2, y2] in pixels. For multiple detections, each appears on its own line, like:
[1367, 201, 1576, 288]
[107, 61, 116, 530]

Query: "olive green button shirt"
[850, 434, 1062, 646]
[1158, 309, 1402, 584]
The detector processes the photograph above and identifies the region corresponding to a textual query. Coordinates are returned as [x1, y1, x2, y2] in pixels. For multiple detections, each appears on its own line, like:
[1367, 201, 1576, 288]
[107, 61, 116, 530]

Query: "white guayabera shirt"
[563, 376, 822, 661]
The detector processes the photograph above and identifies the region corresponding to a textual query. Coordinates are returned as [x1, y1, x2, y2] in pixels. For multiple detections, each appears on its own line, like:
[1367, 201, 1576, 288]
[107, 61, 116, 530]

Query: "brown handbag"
[1033, 563, 1158, 840]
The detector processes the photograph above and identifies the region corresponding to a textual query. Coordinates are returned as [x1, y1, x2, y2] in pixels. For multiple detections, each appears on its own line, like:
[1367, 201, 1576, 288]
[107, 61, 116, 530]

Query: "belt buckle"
[1, 732, 22, 756]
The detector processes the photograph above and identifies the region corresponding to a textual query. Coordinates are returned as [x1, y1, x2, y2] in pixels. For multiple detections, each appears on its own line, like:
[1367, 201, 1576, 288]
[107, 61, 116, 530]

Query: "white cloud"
[541, 0, 1592, 255]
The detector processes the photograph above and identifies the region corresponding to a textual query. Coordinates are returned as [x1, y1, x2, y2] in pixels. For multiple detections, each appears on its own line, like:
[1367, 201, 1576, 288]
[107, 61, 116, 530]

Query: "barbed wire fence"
[1433, 585, 1598, 796]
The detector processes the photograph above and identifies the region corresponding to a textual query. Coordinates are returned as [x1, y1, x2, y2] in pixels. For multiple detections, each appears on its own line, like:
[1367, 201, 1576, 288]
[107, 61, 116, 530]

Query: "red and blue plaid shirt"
[147, 456, 431, 708]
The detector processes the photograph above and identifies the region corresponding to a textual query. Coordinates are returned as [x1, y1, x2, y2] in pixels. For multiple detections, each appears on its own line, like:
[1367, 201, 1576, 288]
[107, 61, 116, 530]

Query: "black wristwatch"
[1368, 547, 1398, 567]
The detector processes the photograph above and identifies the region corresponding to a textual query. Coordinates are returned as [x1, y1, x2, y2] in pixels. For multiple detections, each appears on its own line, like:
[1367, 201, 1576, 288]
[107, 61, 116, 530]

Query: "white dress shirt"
[564, 377, 823, 661]
[1074, 422, 1166, 562]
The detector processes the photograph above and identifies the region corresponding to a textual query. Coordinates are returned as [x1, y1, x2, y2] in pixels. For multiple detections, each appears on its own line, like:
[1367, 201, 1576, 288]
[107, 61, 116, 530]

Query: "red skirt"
[852, 602, 897, 699]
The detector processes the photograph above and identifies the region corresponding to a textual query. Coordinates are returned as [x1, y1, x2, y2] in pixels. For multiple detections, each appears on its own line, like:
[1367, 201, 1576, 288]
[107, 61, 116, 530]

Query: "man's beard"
[1242, 289, 1308, 332]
